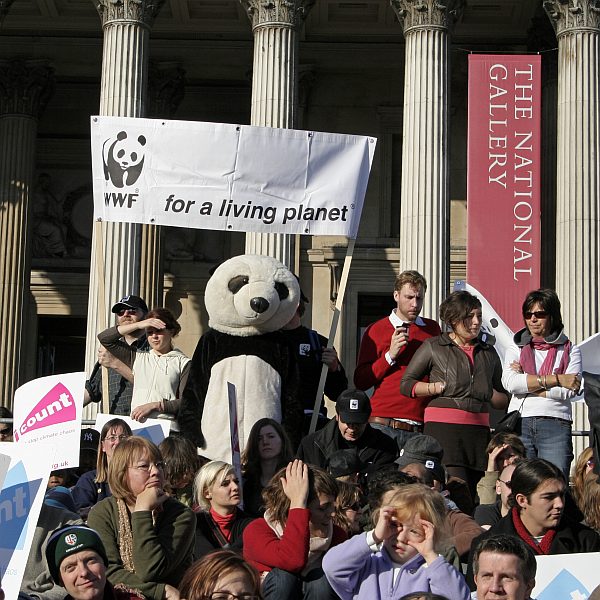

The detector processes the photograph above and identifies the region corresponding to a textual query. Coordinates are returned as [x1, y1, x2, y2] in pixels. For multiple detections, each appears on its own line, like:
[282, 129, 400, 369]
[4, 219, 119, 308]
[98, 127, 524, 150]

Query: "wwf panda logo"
[102, 130, 146, 189]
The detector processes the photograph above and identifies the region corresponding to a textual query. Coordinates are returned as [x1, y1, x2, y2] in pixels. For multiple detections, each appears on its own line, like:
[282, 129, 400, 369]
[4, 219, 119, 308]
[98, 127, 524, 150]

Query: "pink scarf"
[520, 338, 571, 375]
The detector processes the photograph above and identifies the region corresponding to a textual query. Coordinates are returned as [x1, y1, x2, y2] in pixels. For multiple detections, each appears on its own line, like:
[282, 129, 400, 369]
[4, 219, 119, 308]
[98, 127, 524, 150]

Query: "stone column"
[86, 0, 165, 375]
[391, 0, 463, 319]
[544, 0, 600, 342]
[240, 0, 315, 268]
[0, 59, 53, 406]
[141, 62, 186, 310]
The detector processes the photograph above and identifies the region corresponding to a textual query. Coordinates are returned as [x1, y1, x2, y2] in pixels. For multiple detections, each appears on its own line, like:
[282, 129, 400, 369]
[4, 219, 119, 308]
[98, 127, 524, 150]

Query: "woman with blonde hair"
[572, 446, 595, 507]
[87, 436, 195, 600]
[179, 549, 262, 600]
[72, 418, 132, 519]
[323, 484, 470, 599]
[580, 469, 600, 534]
[194, 460, 254, 558]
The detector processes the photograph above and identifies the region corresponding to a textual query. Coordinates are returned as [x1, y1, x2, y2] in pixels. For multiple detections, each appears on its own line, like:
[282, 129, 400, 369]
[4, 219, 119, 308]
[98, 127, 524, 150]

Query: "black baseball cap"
[111, 294, 148, 314]
[336, 389, 371, 424]
[395, 434, 446, 483]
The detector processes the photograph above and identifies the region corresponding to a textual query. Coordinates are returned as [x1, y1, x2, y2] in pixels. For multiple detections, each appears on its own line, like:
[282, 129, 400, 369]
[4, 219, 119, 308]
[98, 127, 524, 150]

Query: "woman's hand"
[488, 443, 509, 472]
[281, 459, 309, 509]
[509, 360, 523, 373]
[134, 485, 168, 512]
[164, 584, 180, 600]
[131, 402, 160, 422]
[408, 519, 438, 565]
[372, 506, 398, 544]
[557, 373, 581, 392]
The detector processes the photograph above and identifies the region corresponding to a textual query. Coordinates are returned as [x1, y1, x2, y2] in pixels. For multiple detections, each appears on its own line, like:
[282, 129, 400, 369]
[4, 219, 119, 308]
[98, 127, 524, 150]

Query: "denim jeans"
[262, 567, 338, 600]
[520, 416, 573, 481]
[368, 422, 421, 452]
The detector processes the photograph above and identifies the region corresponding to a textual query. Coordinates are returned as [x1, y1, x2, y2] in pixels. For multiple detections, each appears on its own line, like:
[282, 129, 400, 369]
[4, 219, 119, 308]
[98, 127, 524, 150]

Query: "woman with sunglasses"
[501, 288, 582, 480]
[87, 436, 195, 600]
[72, 418, 132, 519]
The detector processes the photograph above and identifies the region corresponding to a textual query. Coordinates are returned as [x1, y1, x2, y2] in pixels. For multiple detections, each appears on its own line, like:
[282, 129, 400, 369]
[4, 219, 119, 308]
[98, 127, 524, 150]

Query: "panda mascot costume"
[179, 254, 302, 461]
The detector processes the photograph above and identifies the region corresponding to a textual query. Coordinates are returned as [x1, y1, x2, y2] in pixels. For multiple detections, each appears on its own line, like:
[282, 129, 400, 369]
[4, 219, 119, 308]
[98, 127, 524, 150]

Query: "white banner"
[91, 116, 376, 238]
[533, 552, 600, 598]
[94, 413, 171, 446]
[0, 441, 55, 599]
[13, 372, 85, 470]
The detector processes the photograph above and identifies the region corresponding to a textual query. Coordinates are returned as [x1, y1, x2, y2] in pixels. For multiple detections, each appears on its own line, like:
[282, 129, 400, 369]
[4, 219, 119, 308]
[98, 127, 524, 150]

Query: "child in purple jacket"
[323, 484, 470, 600]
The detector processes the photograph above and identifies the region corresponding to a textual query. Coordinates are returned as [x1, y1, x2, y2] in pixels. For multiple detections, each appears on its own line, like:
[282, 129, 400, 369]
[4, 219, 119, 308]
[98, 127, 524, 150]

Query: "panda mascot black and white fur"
[179, 254, 302, 461]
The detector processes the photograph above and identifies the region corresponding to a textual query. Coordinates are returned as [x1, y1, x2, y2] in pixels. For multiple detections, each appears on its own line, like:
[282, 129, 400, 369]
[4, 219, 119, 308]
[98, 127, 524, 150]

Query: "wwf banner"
[467, 55, 541, 330]
[91, 116, 376, 239]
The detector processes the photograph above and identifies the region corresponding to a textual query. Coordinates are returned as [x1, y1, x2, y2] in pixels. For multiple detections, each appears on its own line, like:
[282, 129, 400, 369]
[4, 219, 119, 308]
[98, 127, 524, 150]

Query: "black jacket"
[194, 508, 255, 559]
[401, 333, 506, 414]
[466, 508, 600, 589]
[296, 417, 398, 470]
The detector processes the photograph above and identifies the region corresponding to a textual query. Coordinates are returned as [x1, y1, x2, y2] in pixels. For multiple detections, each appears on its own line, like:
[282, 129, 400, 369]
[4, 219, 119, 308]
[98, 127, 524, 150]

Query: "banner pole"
[94, 220, 110, 414]
[308, 237, 356, 435]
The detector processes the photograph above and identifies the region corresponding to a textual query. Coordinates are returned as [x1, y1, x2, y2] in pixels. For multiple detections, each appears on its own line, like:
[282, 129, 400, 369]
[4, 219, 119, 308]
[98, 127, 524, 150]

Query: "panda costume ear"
[116, 131, 127, 141]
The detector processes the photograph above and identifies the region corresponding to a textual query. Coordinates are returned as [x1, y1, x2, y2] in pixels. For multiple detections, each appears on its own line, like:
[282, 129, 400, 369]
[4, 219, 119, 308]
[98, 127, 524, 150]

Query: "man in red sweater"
[354, 270, 440, 447]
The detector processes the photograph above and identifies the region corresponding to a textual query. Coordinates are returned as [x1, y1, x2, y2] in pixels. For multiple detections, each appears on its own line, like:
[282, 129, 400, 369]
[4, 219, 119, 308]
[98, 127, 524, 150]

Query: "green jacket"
[88, 496, 195, 600]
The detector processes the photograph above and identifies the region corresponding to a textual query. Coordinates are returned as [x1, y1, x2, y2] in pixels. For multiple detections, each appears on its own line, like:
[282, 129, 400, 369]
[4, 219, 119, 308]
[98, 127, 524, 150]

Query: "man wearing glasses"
[84, 295, 149, 415]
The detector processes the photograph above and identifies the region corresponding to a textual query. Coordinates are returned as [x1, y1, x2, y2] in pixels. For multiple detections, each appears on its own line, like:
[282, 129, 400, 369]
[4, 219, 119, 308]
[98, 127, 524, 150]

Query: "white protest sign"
[533, 552, 600, 599]
[13, 372, 85, 470]
[91, 116, 376, 238]
[94, 413, 171, 446]
[0, 441, 55, 599]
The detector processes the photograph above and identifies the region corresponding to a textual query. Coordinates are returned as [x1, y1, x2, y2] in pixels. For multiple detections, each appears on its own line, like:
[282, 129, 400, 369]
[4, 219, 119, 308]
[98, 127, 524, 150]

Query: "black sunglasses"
[523, 310, 548, 320]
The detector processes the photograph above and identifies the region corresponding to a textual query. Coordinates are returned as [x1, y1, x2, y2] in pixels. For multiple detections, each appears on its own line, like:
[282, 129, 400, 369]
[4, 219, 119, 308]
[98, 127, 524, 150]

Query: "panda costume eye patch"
[228, 275, 249, 294]
[275, 282, 289, 300]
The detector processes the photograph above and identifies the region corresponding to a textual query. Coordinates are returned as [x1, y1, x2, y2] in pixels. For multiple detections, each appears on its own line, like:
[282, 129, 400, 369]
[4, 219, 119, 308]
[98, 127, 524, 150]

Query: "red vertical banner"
[467, 55, 542, 331]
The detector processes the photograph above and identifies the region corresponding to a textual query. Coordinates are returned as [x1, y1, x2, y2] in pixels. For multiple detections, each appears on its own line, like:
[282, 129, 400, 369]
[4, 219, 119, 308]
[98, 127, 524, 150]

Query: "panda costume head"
[205, 254, 300, 337]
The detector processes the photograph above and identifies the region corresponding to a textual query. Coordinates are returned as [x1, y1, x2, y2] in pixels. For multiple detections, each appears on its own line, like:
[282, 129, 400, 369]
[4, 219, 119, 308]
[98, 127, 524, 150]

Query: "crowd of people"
[5, 270, 600, 600]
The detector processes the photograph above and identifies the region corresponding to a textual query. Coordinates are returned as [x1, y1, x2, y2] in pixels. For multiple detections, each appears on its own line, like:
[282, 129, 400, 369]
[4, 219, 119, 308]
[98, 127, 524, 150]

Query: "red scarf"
[210, 507, 236, 542]
[511, 507, 557, 554]
[519, 339, 571, 376]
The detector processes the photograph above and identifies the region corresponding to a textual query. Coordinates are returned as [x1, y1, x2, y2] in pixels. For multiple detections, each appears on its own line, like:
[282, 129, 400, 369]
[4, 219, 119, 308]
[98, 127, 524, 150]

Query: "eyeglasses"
[498, 478, 511, 489]
[206, 594, 260, 600]
[130, 461, 165, 473]
[104, 434, 129, 443]
[523, 310, 548, 320]
[117, 308, 139, 316]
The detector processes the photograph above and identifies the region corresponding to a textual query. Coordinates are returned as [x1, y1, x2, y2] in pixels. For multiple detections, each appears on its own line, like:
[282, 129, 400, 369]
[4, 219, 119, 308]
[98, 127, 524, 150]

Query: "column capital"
[543, 0, 600, 36]
[240, 0, 315, 30]
[94, 0, 166, 28]
[147, 61, 185, 118]
[0, 59, 54, 118]
[390, 0, 465, 34]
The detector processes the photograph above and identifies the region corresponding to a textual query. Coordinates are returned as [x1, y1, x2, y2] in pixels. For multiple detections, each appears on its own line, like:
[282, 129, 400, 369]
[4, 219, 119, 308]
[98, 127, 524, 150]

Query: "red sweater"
[354, 316, 441, 421]
[243, 508, 346, 574]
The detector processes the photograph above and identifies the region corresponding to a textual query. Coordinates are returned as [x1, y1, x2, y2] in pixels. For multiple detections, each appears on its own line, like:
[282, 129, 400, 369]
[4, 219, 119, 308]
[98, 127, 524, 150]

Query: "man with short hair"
[472, 534, 536, 600]
[354, 270, 441, 445]
[467, 458, 600, 587]
[296, 389, 397, 471]
[84, 295, 149, 415]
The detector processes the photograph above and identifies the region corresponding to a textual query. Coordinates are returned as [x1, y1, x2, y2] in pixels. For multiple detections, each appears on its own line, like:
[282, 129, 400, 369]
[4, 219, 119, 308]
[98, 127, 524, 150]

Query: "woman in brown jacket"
[401, 290, 508, 500]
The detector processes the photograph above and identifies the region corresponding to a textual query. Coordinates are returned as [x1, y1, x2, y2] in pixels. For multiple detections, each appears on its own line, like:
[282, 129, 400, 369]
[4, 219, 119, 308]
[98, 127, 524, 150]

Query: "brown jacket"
[400, 333, 506, 413]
